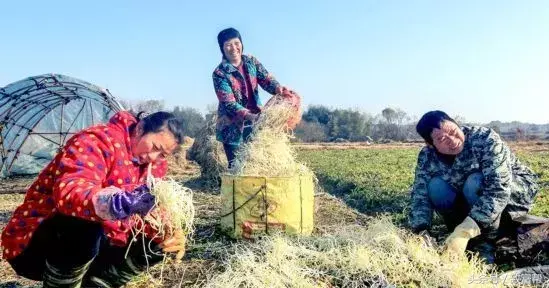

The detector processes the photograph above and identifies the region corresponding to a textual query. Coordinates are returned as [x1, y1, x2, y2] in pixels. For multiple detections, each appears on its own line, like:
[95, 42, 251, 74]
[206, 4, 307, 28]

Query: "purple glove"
[110, 184, 156, 219]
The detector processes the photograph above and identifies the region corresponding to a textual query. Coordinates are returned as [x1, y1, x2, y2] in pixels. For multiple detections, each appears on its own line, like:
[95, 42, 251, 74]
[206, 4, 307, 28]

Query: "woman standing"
[212, 27, 293, 167]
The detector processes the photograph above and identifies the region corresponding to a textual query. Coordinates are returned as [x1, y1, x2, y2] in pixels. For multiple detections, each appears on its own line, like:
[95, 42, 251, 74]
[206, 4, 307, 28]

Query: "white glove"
[444, 216, 481, 255]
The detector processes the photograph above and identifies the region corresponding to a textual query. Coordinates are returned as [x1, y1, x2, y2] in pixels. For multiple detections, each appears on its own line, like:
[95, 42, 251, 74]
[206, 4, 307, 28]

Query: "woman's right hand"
[276, 86, 294, 96]
[159, 229, 187, 262]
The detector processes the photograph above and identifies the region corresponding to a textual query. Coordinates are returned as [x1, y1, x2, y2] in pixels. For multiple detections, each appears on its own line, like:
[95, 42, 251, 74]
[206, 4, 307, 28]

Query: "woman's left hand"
[159, 229, 187, 262]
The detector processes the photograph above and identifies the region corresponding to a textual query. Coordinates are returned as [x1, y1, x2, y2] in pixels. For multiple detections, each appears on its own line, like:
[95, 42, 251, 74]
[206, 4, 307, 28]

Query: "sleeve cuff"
[92, 186, 124, 220]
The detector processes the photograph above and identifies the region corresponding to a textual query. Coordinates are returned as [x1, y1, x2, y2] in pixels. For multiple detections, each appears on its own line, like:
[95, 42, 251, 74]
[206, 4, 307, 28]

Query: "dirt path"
[294, 140, 549, 151]
[0, 177, 33, 195]
[294, 141, 424, 150]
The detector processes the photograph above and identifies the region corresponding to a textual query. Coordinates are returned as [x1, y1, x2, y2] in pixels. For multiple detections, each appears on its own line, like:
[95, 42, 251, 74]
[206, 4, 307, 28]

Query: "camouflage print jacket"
[409, 126, 539, 234]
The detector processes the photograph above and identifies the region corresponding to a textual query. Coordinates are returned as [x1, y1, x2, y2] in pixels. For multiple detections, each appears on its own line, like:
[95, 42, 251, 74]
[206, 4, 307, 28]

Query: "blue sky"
[1, 1, 548, 124]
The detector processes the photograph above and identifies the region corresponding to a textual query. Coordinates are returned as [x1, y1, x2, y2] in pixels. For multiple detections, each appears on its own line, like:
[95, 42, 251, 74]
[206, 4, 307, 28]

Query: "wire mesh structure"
[0, 74, 123, 177]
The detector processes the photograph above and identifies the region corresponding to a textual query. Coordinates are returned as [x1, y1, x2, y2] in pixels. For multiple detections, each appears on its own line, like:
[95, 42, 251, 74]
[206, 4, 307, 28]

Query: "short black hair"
[137, 111, 184, 145]
[217, 27, 243, 59]
[416, 110, 457, 145]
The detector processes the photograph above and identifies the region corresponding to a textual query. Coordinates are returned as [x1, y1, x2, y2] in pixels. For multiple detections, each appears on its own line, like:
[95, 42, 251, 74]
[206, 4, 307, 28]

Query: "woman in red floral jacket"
[1, 110, 186, 287]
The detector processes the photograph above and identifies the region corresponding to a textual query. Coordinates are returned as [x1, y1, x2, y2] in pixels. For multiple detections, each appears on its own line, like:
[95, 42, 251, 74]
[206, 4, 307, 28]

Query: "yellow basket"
[220, 174, 314, 239]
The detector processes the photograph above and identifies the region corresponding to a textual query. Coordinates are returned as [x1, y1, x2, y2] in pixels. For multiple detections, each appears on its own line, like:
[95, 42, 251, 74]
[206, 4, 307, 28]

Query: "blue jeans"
[428, 172, 482, 229]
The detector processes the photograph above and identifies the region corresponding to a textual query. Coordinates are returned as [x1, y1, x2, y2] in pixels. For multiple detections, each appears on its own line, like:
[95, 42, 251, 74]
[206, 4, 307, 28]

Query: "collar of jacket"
[461, 126, 472, 141]
[108, 111, 140, 166]
[219, 55, 250, 73]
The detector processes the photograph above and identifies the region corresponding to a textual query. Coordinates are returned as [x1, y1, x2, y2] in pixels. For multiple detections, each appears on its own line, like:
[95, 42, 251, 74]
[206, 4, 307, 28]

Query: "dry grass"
[186, 116, 227, 188]
[313, 192, 373, 235]
[166, 136, 197, 179]
[125, 191, 227, 288]
[124, 177, 197, 287]
[139, 178, 196, 239]
[205, 218, 496, 288]
[124, 191, 383, 288]
[229, 99, 311, 177]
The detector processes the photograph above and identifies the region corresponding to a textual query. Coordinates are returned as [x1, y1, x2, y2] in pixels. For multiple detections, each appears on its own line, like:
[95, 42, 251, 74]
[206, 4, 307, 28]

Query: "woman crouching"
[1, 110, 186, 287]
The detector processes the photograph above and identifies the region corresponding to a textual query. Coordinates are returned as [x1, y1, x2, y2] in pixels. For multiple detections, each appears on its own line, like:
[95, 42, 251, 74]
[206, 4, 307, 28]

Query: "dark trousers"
[223, 122, 253, 169]
[223, 143, 239, 169]
[8, 213, 164, 287]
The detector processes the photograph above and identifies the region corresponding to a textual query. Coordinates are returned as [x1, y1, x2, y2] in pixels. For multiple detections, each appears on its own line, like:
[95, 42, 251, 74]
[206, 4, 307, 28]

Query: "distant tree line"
[120, 100, 420, 142]
[119, 99, 206, 139]
[295, 105, 419, 142]
[295, 106, 549, 142]
[119, 99, 549, 142]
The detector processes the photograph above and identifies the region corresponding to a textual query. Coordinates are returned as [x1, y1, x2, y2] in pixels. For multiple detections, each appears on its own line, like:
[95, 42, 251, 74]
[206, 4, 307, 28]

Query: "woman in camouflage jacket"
[409, 110, 539, 263]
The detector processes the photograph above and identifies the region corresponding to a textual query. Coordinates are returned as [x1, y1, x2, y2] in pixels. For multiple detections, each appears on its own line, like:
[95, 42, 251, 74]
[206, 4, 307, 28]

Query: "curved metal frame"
[0, 74, 123, 177]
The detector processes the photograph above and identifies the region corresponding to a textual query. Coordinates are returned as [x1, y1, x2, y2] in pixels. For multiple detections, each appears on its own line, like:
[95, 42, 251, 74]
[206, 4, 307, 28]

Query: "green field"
[297, 146, 549, 225]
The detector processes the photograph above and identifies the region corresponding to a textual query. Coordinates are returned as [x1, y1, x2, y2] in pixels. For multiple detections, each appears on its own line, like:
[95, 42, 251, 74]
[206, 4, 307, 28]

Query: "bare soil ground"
[0, 177, 33, 195]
